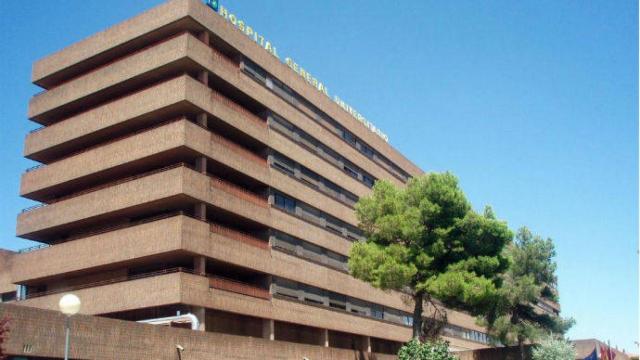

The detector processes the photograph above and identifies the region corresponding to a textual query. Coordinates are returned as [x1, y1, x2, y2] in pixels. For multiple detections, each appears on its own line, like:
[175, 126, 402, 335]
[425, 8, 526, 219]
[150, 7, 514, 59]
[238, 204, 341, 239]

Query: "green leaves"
[481, 227, 574, 348]
[350, 172, 513, 339]
[397, 339, 457, 360]
[422, 270, 499, 315]
[531, 335, 577, 360]
[348, 242, 417, 290]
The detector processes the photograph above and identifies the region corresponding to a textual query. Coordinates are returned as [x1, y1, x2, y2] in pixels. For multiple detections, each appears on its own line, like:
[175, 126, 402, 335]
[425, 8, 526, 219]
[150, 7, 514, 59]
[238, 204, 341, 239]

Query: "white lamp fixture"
[58, 293, 81, 315]
[58, 293, 81, 360]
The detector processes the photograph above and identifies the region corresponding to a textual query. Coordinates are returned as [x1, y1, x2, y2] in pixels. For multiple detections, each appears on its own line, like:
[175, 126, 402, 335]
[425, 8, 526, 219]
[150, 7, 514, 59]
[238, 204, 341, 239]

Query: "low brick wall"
[0, 303, 396, 360]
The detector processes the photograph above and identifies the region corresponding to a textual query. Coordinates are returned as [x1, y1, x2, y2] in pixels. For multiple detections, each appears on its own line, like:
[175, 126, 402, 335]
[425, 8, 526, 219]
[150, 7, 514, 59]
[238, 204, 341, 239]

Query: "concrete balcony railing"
[209, 43, 240, 73]
[208, 276, 270, 300]
[23, 267, 194, 300]
[33, 31, 193, 99]
[209, 223, 269, 250]
[29, 33, 196, 123]
[209, 176, 267, 208]
[25, 117, 184, 174]
[21, 118, 269, 202]
[209, 131, 267, 167]
[209, 89, 266, 129]
[22, 163, 187, 213]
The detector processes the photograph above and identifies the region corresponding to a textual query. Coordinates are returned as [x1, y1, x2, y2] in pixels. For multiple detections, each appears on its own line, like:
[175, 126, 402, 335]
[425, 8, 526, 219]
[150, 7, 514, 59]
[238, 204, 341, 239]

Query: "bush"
[531, 336, 576, 360]
[398, 339, 457, 360]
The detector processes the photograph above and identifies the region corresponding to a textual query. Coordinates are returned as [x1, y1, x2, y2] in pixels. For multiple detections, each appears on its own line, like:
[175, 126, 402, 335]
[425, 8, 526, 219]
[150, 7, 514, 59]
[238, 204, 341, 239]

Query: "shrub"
[531, 336, 576, 360]
[398, 339, 457, 360]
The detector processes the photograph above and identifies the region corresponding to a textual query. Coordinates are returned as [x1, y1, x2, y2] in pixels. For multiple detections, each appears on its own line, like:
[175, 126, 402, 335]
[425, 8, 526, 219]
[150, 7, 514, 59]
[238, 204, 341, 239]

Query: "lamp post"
[58, 294, 81, 360]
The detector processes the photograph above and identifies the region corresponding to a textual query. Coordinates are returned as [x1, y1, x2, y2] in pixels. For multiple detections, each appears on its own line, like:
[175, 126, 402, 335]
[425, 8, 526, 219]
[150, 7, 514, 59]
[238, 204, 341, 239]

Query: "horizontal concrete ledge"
[1, 303, 396, 360]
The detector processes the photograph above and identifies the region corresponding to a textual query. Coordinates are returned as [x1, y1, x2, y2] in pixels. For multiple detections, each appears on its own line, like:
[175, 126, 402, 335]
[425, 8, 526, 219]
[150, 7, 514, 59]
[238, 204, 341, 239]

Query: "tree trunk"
[518, 337, 525, 360]
[412, 292, 424, 340]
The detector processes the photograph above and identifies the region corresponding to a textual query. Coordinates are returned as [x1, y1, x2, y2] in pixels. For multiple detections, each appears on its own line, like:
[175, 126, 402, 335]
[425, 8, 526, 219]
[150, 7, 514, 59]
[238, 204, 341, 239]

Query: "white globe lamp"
[58, 293, 81, 360]
[58, 294, 81, 315]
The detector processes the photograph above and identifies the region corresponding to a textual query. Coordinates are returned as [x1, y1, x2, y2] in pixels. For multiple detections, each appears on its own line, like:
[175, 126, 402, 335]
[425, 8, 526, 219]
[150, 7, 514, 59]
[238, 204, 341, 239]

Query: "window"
[345, 192, 359, 205]
[274, 193, 296, 213]
[363, 175, 375, 188]
[272, 156, 295, 176]
[319, 145, 340, 165]
[371, 305, 384, 319]
[360, 143, 375, 158]
[325, 217, 344, 234]
[323, 180, 341, 197]
[344, 165, 359, 179]
[243, 58, 411, 183]
[329, 292, 347, 310]
[300, 167, 320, 187]
[242, 59, 268, 83]
[301, 241, 324, 261]
[343, 131, 356, 145]
[0, 291, 16, 302]
[271, 232, 298, 252]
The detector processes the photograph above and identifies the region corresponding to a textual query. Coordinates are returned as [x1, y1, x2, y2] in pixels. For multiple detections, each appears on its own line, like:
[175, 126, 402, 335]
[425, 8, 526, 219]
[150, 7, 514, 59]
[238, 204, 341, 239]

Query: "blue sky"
[0, 0, 637, 353]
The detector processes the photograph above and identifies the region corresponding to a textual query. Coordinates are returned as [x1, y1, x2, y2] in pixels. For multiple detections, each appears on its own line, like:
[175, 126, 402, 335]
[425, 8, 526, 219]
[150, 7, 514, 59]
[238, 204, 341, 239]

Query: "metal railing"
[210, 223, 269, 250]
[208, 275, 270, 300]
[23, 267, 194, 300]
[20, 203, 47, 213]
[28, 125, 45, 134]
[25, 163, 45, 173]
[18, 243, 50, 253]
[210, 176, 268, 208]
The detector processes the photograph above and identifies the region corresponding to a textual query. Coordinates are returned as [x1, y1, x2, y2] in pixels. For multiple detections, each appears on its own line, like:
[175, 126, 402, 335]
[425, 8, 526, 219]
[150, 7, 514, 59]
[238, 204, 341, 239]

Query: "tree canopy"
[480, 227, 574, 357]
[531, 335, 576, 360]
[349, 172, 513, 338]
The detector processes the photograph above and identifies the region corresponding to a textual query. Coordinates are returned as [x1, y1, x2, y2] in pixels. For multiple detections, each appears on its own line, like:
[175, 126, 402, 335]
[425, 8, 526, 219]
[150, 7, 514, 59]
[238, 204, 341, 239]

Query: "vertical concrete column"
[320, 328, 329, 347]
[197, 31, 210, 88]
[198, 70, 209, 86]
[194, 256, 206, 276]
[264, 275, 273, 293]
[195, 156, 207, 174]
[196, 113, 208, 128]
[198, 31, 210, 45]
[194, 203, 207, 221]
[362, 335, 371, 353]
[262, 319, 275, 341]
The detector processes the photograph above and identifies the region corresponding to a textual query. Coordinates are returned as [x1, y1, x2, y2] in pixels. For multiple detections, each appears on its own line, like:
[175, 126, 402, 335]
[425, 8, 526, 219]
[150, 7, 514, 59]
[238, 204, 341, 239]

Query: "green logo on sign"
[205, 0, 219, 12]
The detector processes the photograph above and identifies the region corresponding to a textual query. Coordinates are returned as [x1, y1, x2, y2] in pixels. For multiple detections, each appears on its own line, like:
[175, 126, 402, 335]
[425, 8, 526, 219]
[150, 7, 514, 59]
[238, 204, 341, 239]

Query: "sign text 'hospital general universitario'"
[205, 0, 390, 142]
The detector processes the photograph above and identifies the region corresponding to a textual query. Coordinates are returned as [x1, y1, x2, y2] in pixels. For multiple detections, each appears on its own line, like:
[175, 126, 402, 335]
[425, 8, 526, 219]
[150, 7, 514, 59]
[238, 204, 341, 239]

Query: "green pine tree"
[349, 172, 512, 339]
[479, 227, 575, 360]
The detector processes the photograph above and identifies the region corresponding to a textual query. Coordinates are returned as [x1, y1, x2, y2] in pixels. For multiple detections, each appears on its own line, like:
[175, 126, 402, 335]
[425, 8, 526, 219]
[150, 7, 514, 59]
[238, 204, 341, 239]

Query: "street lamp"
[58, 294, 81, 360]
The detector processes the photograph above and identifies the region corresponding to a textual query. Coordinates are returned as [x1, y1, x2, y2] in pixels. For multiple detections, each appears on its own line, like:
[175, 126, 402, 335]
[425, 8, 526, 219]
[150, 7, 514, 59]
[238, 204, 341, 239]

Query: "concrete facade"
[0, 1, 562, 358]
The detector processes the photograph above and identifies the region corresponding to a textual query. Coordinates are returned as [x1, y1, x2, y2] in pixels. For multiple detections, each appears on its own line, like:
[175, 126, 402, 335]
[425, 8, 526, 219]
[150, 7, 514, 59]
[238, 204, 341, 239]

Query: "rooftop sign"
[205, 1, 389, 143]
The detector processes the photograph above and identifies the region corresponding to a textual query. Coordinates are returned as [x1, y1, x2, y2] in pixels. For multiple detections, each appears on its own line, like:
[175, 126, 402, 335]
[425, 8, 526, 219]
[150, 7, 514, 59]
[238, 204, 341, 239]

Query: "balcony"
[209, 176, 267, 208]
[210, 223, 269, 250]
[29, 33, 200, 124]
[22, 162, 187, 213]
[208, 276, 270, 300]
[210, 88, 266, 130]
[21, 118, 269, 202]
[23, 267, 194, 300]
[209, 131, 266, 167]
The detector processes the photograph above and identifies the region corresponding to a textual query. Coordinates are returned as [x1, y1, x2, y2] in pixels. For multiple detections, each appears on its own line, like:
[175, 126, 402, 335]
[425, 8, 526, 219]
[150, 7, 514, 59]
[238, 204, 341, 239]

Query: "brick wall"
[0, 303, 396, 360]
